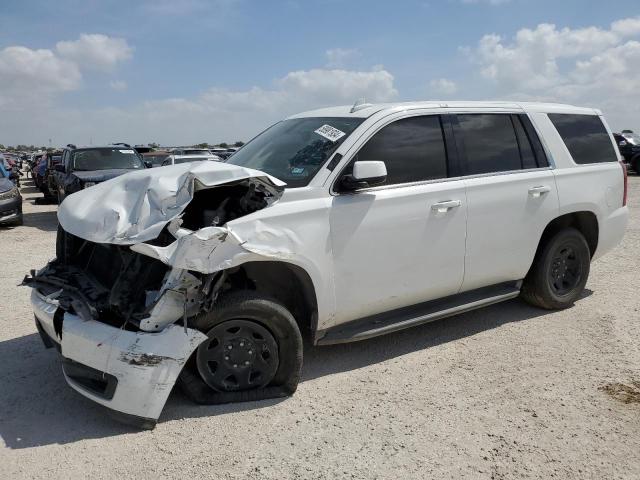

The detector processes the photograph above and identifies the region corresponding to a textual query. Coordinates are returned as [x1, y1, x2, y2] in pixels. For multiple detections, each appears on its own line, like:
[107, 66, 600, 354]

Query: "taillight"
[621, 161, 628, 206]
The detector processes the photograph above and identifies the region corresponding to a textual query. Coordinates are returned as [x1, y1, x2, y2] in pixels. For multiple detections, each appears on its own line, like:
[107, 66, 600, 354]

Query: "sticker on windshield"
[291, 167, 306, 175]
[314, 124, 346, 142]
[119, 149, 135, 154]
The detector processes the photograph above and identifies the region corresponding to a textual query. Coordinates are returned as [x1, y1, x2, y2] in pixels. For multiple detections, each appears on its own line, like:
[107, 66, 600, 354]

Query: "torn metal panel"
[57, 161, 285, 245]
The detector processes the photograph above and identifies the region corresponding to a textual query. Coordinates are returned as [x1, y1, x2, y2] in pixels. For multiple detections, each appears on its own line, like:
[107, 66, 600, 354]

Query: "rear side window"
[355, 115, 448, 185]
[456, 114, 521, 175]
[548, 114, 618, 164]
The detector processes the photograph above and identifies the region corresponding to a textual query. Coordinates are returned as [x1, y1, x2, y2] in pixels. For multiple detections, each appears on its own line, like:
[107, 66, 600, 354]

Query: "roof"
[287, 101, 601, 119]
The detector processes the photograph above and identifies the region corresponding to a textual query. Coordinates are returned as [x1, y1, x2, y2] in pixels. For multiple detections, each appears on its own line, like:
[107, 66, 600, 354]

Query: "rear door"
[452, 112, 560, 291]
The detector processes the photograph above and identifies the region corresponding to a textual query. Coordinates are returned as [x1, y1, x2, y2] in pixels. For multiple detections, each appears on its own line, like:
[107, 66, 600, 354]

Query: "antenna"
[350, 97, 373, 113]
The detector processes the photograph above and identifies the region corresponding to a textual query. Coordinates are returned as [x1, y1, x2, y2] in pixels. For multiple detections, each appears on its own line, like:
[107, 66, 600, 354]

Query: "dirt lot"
[1, 175, 639, 480]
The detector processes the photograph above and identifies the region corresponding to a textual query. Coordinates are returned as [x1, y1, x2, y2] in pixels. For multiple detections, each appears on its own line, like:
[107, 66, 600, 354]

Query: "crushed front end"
[23, 162, 286, 428]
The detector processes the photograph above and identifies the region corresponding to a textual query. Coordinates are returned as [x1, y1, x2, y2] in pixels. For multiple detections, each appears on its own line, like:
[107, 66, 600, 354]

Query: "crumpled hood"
[70, 169, 137, 183]
[58, 161, 286, 244]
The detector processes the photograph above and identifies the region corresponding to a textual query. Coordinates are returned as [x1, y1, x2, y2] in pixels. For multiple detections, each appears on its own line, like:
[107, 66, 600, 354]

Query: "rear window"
[548, 114, 618, 164]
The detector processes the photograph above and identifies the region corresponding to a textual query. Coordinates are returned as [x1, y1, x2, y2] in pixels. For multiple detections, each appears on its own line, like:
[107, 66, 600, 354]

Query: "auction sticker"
[314, 124, 346, 142]
[119, 149, 135, 154]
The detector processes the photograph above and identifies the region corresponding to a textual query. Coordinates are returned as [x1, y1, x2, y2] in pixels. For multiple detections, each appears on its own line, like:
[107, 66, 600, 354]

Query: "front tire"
[181, 291, 303, 404]
[521, 228, 590, 310]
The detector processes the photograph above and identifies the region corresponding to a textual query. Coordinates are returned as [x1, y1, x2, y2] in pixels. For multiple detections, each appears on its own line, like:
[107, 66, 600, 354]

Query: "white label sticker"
[119, 149, 135, 154]
[314, 124, 346, 142]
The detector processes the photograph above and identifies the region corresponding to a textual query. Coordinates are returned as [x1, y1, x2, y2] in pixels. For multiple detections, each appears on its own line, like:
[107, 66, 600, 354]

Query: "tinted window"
[512, 116, 537, 169]
[355, 115, 447, 185]
[72, 148, 145, 171]
[548, 114, 618, 164]
[457, 114, 521, 174]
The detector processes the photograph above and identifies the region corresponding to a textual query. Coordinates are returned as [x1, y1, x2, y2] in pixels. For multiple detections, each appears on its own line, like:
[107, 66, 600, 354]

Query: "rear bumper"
[31, 288, 207, 427]
[0, 195, 22, 223]
[593, 206, 629, 261]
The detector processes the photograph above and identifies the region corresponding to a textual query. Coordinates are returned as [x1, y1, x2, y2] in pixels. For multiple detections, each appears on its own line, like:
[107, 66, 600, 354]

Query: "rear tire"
[180, 291, 303, 404]
[521, 227, 590, 310]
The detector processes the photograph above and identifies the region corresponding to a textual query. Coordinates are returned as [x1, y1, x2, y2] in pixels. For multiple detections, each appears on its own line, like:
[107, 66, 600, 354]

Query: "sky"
[1, 0, 640, 146]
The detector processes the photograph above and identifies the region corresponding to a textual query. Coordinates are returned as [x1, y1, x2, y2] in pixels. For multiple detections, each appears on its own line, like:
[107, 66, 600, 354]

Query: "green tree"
[219, 142, 229, 148]
[234, 141, 244, 147]
[196, 142, 209, 149]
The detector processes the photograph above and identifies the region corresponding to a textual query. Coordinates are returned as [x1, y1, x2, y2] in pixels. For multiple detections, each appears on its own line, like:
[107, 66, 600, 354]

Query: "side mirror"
[341, 160, 387, 191]
[54, 164, 65, 173]
[619, 140, 628, 147]
[144, 161, 152, 168]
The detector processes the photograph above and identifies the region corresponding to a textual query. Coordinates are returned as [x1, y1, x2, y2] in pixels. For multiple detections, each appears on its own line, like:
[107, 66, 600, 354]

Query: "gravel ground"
[1, 175, 639, 480]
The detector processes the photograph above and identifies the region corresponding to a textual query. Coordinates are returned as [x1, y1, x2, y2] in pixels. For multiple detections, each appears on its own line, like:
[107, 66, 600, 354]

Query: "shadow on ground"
[0, 294, 591, 449]
[20, 211, 58, 232]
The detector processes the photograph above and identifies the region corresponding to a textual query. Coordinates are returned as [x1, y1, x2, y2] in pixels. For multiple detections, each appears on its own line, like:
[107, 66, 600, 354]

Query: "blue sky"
[1, 0, 640, 146]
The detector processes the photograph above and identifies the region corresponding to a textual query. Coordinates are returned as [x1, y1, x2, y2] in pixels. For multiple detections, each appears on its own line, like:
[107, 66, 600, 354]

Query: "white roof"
[288, 101, 601, 119]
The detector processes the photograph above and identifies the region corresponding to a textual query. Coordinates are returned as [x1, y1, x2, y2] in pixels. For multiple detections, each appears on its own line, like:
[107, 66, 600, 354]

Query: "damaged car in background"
[24, 101, 628, 428]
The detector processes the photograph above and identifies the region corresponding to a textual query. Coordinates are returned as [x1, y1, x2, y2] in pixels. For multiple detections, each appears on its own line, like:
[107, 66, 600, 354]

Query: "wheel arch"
[530, 211, 599, 273]
[223, 261, 319, 342]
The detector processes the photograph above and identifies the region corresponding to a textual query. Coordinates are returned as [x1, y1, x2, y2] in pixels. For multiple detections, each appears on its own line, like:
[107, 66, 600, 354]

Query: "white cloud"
[429, 78, 457, 95]
[0, 46, 81, 108]
[0, 67, 398, 145]
[325, 48, 360, 68]
[56, 34, 133, 72]
[109, 80, 128, 91]
[465, 17, 640, 129]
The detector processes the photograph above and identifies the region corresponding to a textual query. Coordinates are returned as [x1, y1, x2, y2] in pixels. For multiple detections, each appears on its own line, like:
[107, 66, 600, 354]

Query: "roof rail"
[350, 98, 373, 113]
[112, 142, 131, 148]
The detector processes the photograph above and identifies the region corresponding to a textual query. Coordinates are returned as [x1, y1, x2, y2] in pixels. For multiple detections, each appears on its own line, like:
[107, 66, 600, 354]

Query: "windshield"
[227, 117, 364, 187]
[72, 148, 145, 171]
[175, 156, 210, 164]
[622, 133, 640, 145]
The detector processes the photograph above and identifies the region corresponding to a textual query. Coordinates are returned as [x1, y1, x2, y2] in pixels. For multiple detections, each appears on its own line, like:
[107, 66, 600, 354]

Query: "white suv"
[26, 101, 629, 428]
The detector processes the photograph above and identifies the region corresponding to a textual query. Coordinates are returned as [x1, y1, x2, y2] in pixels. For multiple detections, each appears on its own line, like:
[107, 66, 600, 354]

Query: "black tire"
[179, 290, 303, 405]
[521, 227, 590, 310]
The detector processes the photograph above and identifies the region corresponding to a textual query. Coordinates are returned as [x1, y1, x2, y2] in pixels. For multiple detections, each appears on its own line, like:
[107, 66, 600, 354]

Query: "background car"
[160, 154, 222, 166]
[142, 150, 171, 167]
[0, 165, 23, 226]
[614, 131, 640, 174]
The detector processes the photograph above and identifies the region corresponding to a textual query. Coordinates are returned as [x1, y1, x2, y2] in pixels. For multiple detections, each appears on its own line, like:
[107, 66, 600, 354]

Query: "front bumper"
[31, 288, 207, 427]
[0, 195, 22, 223]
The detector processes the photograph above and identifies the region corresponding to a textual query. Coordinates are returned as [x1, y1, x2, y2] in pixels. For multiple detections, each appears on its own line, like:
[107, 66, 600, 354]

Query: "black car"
[613, 131, 640, 174]
[52, 145, 147, 203]
[0, 166, 23, 226]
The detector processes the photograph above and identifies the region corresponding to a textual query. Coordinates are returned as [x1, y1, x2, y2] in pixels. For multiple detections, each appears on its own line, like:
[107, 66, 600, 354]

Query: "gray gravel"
[1, 175, 639, 480]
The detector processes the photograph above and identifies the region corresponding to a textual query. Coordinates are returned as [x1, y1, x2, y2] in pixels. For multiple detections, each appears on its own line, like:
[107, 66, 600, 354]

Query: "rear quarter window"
[548, 114, 618, 164]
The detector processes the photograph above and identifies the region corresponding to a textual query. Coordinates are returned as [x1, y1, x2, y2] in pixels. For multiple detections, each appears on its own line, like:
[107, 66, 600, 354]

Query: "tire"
[521, 227, 590, 310]
[179, 290, 303, 405]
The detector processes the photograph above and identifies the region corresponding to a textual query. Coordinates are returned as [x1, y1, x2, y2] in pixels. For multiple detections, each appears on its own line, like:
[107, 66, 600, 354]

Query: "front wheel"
[180, 291, 303, 404]
[521, 228, 591, 310]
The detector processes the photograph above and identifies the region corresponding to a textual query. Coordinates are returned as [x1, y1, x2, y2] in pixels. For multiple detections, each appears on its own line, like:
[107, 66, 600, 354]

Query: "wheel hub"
[549, 245, 581, 296]
[196, 319, 279, 392]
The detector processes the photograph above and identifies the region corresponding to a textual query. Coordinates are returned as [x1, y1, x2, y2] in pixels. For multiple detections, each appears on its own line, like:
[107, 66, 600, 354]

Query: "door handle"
[528, 185, 551, 198]
[431, 200, 462, 213]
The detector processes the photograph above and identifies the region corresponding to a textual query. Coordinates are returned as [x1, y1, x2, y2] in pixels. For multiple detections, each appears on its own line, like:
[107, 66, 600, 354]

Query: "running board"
[317, 281, 522, 345]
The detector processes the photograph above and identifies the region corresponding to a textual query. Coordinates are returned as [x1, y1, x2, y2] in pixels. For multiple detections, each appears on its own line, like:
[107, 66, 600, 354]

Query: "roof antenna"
[350, 97, 373, 113]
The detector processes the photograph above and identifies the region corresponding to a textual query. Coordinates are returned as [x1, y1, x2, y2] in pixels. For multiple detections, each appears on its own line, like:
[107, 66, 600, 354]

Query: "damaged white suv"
[25, 101, 628, 428]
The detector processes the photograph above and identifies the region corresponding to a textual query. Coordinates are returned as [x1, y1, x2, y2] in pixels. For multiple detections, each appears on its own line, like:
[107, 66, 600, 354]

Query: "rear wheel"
[521, 228, 590, 310]
[181, 291, 303, 403]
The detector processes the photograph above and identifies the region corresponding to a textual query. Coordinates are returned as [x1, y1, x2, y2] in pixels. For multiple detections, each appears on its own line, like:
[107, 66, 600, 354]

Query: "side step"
[317, 281, 522, 345]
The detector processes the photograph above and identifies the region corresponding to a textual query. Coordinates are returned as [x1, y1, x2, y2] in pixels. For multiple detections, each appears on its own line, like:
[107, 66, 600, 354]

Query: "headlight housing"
[0, 187, 20, 200]
[83, 181, 97, 189]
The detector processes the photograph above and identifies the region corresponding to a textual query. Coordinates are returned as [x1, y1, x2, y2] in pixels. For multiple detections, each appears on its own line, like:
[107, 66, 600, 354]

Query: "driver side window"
[349, 115, 448, 186]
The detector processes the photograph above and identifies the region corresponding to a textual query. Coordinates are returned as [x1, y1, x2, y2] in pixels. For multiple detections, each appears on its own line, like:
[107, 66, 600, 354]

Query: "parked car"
[40, 151, 63, 200]
[0, 165, 23, 226]
[142, 150, 171, 167]
[160, 154, 222, 166]
[171, 148, 213, 156]
[51, 145, 148, 203]
[25, 101, 628, 428]
[613, 131, 640, 173]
